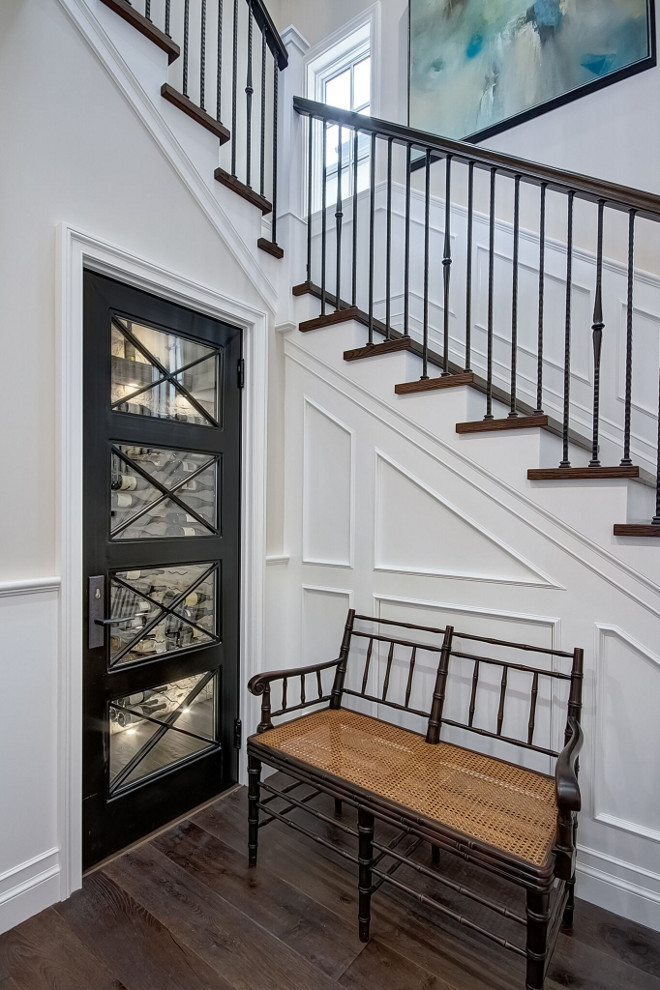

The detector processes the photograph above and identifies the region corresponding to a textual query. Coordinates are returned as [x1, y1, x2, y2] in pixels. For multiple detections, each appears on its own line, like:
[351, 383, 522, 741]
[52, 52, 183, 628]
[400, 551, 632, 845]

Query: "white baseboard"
[0, 849, 61, 935]
[577, 846, 660, 932]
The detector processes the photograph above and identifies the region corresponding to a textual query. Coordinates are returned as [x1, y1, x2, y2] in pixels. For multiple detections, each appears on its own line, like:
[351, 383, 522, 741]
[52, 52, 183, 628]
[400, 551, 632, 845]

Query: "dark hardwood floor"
[1, 778, 660, 990]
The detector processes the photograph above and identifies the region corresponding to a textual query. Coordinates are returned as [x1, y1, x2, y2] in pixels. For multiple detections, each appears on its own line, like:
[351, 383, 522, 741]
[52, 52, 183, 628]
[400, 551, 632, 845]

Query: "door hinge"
[234, 718, 242, 749]
[237, 357, 245, 389]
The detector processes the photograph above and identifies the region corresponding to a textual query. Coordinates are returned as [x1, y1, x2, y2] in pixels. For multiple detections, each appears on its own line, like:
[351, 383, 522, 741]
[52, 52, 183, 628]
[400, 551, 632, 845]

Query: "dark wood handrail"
[250, 0, 288, 69]
[293, 96, 660, 220]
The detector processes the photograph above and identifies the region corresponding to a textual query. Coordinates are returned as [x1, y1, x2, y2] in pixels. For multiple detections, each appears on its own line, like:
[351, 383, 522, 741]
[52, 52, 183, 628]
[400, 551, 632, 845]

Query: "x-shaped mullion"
[112, 317, 219, 427]
[111, 701, 216, 746]
[111, 342, 217, 413]
[109, 668, 216, 794]
[110, 446, 217, 537]
[110, 563, 218, 665]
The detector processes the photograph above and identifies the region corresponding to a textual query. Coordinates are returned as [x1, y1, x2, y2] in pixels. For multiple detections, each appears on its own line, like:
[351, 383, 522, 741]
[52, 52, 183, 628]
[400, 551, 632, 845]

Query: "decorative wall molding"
[577, 844, 660, 931]
[302, 397, 355, 568]
[373, 450, 560, 589]
[0, 577, 61, 598]
[285, 338, 660, 619]
[593, 624, 660, 845]
[0, 849, 61, 935]
[57, 222, 269, 902]
[56, 0, 277, 312]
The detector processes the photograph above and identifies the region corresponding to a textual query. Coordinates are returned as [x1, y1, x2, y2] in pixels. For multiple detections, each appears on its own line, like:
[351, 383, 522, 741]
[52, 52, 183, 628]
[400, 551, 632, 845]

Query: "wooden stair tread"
[257, 238, 284, 259]
[613, 523, 660, 537]
[456, 415, 549, 434]
[100, 0, 180, 62]
[161, 85, 230, 142]
[395, 374, 475, 394]
[528, 466, 640, 480]
[299, 308, 360, 333]
[291, 280, 591, 452]
[214, 168, 272, 214]
[344, 338, 413, 361]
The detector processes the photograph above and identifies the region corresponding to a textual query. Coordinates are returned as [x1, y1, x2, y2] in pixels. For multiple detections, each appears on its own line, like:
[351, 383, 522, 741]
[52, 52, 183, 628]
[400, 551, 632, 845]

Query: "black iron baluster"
[231, 0, 238, 176]
[216, 0, 223, 121]
[165, 0, 171, 37]
[485, 167, 497, 419]
[560, 191, 575, 468]
[321, 121, 327, 315]
[336, 125, 344, 312]
[199, 0, 207, 110]
[442, 155, 453, 375]
[386, 137, 393, 337]
[351, 128, 359, 308]
[621, 209, 636, 466]
[182, 0, 190, 97]
[260, 33, 266, 199]
[590, 200, 606, 466]
[535, 183, 547, 414]
[509, 175, 521, 416]
[245, 1, 254, 188]
[465, 160, 474, 371]
[306, 117, 313, 284]
[368, 133, 376, 344]
[422, 148, 431, 379]
[271, 59, 279, 246]
[145, 0, 151, 20]
[654, 371, 660, 525]
[404, 143, 412, 337]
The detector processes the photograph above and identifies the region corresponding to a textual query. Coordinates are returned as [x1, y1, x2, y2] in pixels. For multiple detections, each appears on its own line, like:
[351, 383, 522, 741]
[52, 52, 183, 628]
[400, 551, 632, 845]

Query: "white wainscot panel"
[302, 399, 353, 567]
[374, 452, 553, 587]
[373, 595, 563, 774]
[594, 626, 660, 844]
[290, 586, 353, 716]
[0, 583, 60, 933]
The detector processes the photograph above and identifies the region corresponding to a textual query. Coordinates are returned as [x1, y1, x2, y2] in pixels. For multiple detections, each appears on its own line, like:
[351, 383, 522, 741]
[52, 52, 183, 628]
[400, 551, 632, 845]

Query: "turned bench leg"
[248, 754, 262, 867]
[357, 807, 375, 942]
[562, 817, 578, 929]
[526, 890, 550, 990]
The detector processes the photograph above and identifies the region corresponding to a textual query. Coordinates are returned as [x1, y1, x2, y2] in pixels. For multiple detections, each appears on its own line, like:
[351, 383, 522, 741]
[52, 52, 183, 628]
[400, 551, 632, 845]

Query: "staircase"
[98, 0, 288, 258]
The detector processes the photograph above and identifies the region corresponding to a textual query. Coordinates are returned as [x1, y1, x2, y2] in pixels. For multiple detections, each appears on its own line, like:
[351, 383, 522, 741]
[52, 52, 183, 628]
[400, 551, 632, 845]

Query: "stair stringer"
[57, 0, 278, 312]
[269, 321, 660, 930]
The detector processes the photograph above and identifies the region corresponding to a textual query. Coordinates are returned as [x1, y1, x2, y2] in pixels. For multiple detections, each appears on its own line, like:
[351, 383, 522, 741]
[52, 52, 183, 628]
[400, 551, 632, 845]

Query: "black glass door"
[82, 271, 241, 868]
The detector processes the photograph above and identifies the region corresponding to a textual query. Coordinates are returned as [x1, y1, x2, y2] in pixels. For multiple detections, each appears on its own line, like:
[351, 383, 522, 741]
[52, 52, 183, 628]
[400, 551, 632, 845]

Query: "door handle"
[95, 611, 149, 626]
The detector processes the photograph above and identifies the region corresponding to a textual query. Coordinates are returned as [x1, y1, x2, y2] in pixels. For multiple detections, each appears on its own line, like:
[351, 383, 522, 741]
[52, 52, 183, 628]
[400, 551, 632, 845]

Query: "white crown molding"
[56, 0, 278, 312]
[280, 24, 310, 57]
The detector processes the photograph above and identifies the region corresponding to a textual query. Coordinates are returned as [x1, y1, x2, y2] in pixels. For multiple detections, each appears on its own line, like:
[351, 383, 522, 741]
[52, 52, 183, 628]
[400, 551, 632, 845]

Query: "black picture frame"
[407, 0, 657, 145]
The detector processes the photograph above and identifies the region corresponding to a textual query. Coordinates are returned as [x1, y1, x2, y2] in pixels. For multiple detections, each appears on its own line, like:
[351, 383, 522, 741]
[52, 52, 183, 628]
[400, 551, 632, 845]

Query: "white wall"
[0, 0, 274, 931]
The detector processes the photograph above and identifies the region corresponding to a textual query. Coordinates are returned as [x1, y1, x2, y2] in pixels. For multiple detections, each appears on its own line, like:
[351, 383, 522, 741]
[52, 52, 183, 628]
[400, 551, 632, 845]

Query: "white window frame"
[304, 4, 381, 216]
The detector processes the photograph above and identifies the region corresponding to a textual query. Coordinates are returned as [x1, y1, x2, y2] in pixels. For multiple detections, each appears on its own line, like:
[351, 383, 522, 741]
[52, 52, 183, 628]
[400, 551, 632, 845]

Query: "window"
[305, 6, 379, 209]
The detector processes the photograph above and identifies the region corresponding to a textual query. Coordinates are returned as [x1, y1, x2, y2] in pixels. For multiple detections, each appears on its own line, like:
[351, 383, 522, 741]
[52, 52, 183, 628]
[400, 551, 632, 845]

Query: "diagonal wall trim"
[56, 0, 277, 312]
[373, 450, 561, 588]
[285, 336, 660, 620]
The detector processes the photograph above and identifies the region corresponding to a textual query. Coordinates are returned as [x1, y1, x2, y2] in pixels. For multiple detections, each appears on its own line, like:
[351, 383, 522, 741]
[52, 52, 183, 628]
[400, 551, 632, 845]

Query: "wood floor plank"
[339, 938, 455, 990]
[153, 818, 363, 979]
[564, 901, 660, 979]
[0, 907, 128, 990]
[55, 871, 225, 990]
[105, 841, 341, 990]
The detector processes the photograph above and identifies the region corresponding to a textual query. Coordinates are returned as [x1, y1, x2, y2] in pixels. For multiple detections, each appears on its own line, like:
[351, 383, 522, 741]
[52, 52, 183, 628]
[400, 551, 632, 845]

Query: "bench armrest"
[248, 657, 342, 732]
[555, 716, 583, 812]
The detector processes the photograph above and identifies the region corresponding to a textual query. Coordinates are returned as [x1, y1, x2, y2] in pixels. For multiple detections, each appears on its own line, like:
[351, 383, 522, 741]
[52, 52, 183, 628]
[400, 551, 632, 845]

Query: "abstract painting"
[409, 0, 656, 142]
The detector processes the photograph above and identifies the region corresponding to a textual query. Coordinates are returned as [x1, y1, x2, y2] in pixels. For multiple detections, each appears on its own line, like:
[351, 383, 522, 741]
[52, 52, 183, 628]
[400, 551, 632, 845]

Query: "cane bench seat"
[252, 706, 558, 869]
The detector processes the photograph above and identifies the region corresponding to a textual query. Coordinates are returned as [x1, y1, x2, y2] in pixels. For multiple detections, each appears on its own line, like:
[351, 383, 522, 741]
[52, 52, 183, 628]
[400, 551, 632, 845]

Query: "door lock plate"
[88, 575, 105, 649]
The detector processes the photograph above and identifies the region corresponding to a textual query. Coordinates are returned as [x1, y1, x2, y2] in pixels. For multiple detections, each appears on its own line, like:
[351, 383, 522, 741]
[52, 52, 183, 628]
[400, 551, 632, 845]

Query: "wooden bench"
[247, 610, 584, 990]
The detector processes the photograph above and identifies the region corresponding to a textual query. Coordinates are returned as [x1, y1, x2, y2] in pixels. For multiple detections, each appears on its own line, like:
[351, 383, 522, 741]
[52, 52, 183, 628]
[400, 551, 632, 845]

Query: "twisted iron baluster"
[590, 200, 605, 466]
[621, 209, 636, 466]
